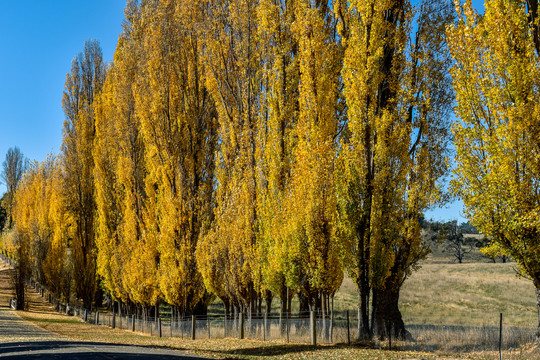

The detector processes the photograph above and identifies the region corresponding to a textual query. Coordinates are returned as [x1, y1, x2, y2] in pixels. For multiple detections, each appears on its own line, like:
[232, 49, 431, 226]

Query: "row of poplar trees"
[9, 0, 455, 339]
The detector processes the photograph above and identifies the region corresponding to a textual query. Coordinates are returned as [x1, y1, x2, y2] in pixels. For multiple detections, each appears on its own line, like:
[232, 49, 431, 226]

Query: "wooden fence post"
[330, 311, 334, 343]
[499, 313, 503, 360]
[286, 312, 289, 343]
[310, 311, 316, 346]
[158, 318, 162, 338]
[346, 310, 350, 345]
[263, 313, 267, 341]
[191, 315, 196, 340]
[132, 315, 136, 332]
[181, 316, 184, 339]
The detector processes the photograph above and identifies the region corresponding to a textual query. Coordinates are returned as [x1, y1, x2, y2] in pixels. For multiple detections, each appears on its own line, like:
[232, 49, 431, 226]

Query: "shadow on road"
[0, 340, 206, 359]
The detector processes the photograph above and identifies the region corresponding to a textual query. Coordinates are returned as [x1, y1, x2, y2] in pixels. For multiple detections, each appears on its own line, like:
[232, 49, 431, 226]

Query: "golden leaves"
[449, 0, 540, 279]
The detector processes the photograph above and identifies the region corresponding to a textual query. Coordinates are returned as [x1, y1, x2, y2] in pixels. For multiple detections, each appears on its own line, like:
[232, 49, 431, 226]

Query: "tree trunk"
[374, 285, 407, 340]
[322, 292, 327, 341]
[14, 267, 26, 310]
[264, 290, 273, 314]
[298, 291, 310, 315]
[536, 284, 540, 344]
[287, 287, 292, 314]
[280, 286, 287, 335]
[94, 283, 103, 308]
[357, 277, 372, 339]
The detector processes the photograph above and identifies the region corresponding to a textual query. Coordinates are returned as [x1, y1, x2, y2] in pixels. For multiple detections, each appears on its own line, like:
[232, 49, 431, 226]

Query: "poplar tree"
[336, 0, 453, 339]
[449, 0, 540, 342]
[197, 0, 262, 313]
[94, 0, 150, 308]
[62, 39, 107, 308]
[43, 158, 71, 301]
[136, 0, 217, 314]
[11, 156, 64, 308]
[257, 0, 300, 314]
[284, 0, 344, 320]
[1, 147, 26, 228]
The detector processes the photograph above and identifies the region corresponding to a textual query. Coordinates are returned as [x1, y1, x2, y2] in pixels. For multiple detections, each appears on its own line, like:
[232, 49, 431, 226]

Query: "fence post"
[346, 310, 350, 345]
[310, 311, 316, 346]
[84, 309, 88, 322]
[158, 318, 162, 338]
[330, 310, 334, 343]
[144, 313, 147, 335]
[181, 316, 184, 339]
[499, 313, 503, 360]
[112, 306, 116, 329]
[96, 311, 99, 325]
[263, 313, 267, 341]
[132, 315, 136, 332]
[239, 312, 245, 339]
[208, 317, 211, 338]
[286, 312, 289, 343]
[191, 315, 196, 340]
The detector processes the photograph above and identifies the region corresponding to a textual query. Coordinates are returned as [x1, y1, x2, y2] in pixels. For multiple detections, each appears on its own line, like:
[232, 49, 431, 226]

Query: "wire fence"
[15, 274, 540, 355]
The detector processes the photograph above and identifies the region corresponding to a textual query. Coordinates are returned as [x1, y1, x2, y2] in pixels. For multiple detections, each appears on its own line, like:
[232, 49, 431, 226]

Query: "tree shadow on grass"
[198, 342, 370, 359]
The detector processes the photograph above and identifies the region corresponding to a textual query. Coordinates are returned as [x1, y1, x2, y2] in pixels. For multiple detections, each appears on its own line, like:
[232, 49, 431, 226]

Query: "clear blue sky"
[0, 0, 485, 224]
[0, 1, 126, 190]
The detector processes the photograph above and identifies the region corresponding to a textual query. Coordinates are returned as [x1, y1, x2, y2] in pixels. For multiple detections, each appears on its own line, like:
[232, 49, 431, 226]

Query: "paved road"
[0, 307, 208, 359]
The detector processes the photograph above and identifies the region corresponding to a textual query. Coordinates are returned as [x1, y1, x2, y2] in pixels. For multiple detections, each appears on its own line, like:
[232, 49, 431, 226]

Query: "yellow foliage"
[449, 0, 540, 283]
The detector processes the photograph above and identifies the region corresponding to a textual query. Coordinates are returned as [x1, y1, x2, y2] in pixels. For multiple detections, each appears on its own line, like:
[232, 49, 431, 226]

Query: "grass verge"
[3, 256, 540, 359]
[15, 288, 540, 360]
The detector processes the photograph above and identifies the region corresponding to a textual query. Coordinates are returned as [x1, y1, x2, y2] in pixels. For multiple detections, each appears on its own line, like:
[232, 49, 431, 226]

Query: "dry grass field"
[334, 251, 535, 319]
[330, 250, 539, 357]
[400, 262, 535, 323]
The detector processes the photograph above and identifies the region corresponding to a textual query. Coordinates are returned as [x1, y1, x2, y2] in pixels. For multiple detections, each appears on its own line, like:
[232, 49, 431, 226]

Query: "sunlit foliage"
[449, 0, 540, 342]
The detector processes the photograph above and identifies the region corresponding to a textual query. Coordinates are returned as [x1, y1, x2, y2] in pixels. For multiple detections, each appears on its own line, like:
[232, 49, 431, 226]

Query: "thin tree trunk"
[357, 278, 372, 339]
[280, 286, 287, 335]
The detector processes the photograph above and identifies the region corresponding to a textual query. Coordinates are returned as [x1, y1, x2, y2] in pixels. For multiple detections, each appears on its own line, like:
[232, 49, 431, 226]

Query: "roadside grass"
[17, 306, 443, 360]
[16, 306, 540, 360]
[3, 250, 540, 359]
[0, 263, 442, 360]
